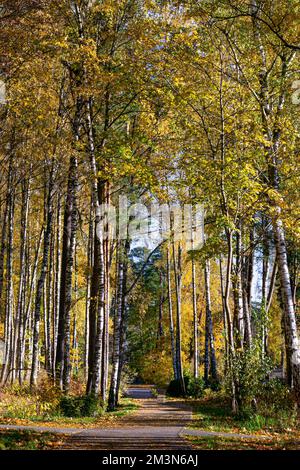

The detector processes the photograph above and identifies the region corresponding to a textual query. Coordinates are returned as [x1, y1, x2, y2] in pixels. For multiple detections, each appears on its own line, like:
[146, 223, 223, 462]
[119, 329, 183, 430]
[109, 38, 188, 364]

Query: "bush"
[0, 379, 61, 419]
[1, 396, 55, 419]
[205, 377, 221, 392]
[186, 377, 205, 398]
[258, 378, 293, 412]
[166, 377, 187, 397]
[59, 394, 103, 418]
[166, 375, 205, 398]
[225, 340, 273, 414]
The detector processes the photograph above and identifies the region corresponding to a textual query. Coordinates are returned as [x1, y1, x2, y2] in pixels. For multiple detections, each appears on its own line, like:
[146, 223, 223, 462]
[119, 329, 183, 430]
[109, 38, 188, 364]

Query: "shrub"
[258, 378, 293, 412]
[166, 377, 187, 397]
[166, 375, 205, 398]
[2, 396, 54, 419]
[118, 366, 137, 398]
[225, 340, 273, 414]
[205, 377, 221, 392]
[186, 377, 205, 398]
[59, 394, 103, 418]
[0, 378, 61, 419]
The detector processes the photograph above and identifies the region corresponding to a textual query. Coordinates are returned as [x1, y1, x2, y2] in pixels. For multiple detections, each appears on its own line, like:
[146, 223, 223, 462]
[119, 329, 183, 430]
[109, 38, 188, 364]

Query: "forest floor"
[0, 387, 299, 450]
[0, 398, 138, 429]
[184, 392, 300, 450]
[0, 429, 65, 450]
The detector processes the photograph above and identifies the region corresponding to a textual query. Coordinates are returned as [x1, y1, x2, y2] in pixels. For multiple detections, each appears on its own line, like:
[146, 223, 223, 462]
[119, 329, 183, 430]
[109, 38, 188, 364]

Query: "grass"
[187, 435, 300, 450]
[189, 391, 299, 435]
[183, 390, 300, 449]
[0, 430, 64, 450]
[0, 398, 139, 429]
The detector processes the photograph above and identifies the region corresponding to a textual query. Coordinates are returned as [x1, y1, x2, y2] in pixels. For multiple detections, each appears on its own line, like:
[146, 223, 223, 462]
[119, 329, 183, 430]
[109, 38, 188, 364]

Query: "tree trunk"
[192, 256, 198, 378]
[30, 167, 54, 388]
[1, 156, 15, 385]
[274, 217, 300, 401]
[233, 224, 245, 348]
[172, 241, 185, 395]
[157, 272, 164, 340]
[0, 191, 8, 321]
[108, 243, 124, 410]
[166, 247, 177, 380]
[101, 183, 111, 402]
[204, 259, 218, 384]
[15, 177, 30, 383]
[52, 193, 62, 378]
[85, 98, 108, 398]
[84, 200, 93, 381]
[251, 0, 300, 406]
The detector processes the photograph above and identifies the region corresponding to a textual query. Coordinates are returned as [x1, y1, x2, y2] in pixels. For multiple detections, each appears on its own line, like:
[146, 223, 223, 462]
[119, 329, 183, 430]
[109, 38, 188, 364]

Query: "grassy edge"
[0, 398, 139, 429]
[0, 429, 66, 450]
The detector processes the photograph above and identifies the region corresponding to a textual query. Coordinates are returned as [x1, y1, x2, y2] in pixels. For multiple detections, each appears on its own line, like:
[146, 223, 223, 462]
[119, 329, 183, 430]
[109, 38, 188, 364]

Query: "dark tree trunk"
[0, 191, 8, 321]
[30, 166, 55, 388]
[204, 260, 218, 385]
[108, 242, 124, 410]
[172, 242, 185, 395]
[55, 155, 78, 391]
[1, 156, 15, 385]
[167, 248, 177, 379]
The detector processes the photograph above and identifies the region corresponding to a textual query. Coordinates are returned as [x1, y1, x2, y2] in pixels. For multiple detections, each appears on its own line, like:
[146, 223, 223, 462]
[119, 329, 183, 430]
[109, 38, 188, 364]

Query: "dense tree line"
[0, 0, 299, 413]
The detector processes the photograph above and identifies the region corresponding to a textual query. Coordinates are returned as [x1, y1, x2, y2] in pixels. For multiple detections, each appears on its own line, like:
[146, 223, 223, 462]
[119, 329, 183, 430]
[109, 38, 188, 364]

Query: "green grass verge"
[186, 435, 300, 450]
[190, 393, 299, 434]
[0, 398, 139, 428]
[0, 430, 63, 450]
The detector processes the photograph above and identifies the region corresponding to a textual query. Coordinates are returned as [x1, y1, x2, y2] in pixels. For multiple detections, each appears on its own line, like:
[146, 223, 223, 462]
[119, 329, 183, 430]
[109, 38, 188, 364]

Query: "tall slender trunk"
[62, 155, 78, 393]
[261, 215, 270, 355]
[274, 217, 300, 401]
[242, 227, 253, 348]
[204, 259, 218, 384]
[15, 177, 30, 383]
[30, 167, 54, 388]
[90, 221, 105, 396]
[21, 227, 43, 383]
[115, 238, 130, 407]
[52, 194, 61, 377]
[84, 200, 93, 381]
[266, 258, 278, 314]
[85, 98, 108, 397]
[233, 224, 245, 348]
[172, 241, 185, 395]
[157, 272, 164, 340]
[45, 225, 54, 373]
[55, 154, 78, 391]
[1, 157, 15, 385]
[101, 183, 111, 402]
[0, 191, 8, 320]
[219, 257, 229, 373]
[192, 256, 198, 378]
[224, 229, 237, 412]
[108, 243, 124, 410]
[166, 247, 177, 379]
